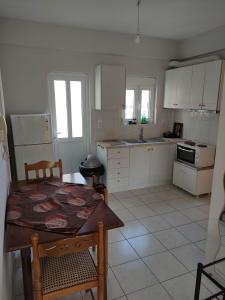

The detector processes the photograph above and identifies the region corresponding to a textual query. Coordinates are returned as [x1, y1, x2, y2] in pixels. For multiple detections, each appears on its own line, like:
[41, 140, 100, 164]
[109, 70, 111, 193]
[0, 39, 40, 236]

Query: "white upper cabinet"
[95, 64, 126, 110]
[176, 66, 192, 109]
[164, 60, 222, 111]
[190, 63, 205, 110]
[203, 60, 222, 111]
[164, 66, 192, 109]
[164, 69, 177, 108]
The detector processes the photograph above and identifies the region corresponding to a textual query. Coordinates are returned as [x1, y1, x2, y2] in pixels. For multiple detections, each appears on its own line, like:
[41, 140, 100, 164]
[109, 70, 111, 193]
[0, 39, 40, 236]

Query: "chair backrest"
[31, 222, 105, 299]
[24, 159, 63, 181]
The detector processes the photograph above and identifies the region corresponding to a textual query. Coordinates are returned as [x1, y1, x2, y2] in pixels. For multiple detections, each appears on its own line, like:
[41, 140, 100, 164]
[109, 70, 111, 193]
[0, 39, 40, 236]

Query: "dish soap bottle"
[141, 114, 148, 124]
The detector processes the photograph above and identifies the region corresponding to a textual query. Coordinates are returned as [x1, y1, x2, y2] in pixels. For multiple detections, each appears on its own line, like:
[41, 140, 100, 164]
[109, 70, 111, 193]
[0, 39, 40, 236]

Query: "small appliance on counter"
[177, 141, 215, 168]
[79, 154, 104, 181]
[163, 122, 183, 138]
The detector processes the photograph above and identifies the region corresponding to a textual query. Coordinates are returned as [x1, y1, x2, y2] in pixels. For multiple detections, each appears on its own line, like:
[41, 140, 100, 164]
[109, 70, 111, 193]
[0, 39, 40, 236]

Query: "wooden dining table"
[5, 173, 124, 300]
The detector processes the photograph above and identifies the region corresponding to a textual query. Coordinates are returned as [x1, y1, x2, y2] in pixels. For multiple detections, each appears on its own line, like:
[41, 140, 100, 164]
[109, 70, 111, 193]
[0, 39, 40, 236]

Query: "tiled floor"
[15, 184, 223, 300]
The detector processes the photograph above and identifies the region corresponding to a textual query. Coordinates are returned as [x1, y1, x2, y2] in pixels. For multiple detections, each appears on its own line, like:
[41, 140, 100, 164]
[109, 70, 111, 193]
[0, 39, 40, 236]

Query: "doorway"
[49, 72, 90, 173]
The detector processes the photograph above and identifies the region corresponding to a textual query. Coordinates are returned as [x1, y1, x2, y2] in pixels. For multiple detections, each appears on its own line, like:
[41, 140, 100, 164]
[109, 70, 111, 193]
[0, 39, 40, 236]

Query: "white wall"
[0, 18, 179, 151]
[0, 144, 12, 300]
[180, 25, 225, 58]
[174, 110, 219, 145]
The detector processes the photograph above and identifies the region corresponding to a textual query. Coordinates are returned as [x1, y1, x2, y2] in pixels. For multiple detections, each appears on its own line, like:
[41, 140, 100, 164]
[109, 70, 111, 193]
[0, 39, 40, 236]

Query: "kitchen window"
[125, 77, 156, 124]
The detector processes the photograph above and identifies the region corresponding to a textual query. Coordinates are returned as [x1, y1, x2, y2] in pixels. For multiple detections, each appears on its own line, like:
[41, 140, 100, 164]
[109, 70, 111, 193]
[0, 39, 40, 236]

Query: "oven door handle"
[177, 146, 194, 153]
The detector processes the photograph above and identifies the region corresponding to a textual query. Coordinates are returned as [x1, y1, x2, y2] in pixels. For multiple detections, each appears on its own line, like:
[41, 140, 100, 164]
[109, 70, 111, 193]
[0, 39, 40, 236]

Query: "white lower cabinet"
[129, 146, 151, 188]
[173, 161, 213, 196]
[97, 144, 177, 193]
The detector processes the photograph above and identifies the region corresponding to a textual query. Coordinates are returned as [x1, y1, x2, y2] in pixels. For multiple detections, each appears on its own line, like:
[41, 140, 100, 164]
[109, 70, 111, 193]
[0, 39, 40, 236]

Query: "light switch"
[97, 119, 102, 129]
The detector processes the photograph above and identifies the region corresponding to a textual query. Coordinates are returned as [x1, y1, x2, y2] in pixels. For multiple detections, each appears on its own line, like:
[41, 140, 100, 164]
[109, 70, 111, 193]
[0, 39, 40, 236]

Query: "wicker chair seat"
[41, 250, 97, 294]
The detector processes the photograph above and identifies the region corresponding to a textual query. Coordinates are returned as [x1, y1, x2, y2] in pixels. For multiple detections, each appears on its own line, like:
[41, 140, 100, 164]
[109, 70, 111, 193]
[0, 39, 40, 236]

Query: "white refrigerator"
[10, 114, 54, 180]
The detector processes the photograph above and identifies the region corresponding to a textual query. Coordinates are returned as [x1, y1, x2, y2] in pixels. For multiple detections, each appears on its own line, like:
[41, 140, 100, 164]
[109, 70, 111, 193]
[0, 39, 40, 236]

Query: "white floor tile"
[109, 240, 138, 266]
[163, 211, 192, 227]
[155, 190, 179, 201]
[108, 198, 125, 211]
[112, 190, 134, 199]
[168, 198, 200, 210]
[128, 234, 165, 257]
[153, 228, 189, 250]
[139, 193, 160, 204]
[197, 220, 209, 229]
[195, 240, 206, 252]
[127, 284, 172, 300]
[61, 292, 83, 299]
[107, 268, 125, 299]
[177, 223, 206, 242]
[148, 201, 176, 214]
[162, 273, 211, 300]
[112, 259, 158, 294]
[109, 229, 125, 243]
[119, 197, 145, 208]
[140, 215, 172, 233]
[144, 251, 188, 282]
[181, 206, 209, 222]
[115, 209, 136, 223]
[171, 244, 205, 271]
[120, 220, 149, 239]
[128, 205, 156, 219]
[131, 187, 150, 196]
[81, 269, 125, 300]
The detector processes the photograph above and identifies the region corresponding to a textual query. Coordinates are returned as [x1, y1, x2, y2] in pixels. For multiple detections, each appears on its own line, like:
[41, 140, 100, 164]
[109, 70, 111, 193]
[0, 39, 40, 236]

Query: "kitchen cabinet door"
[176, 66, 192, 109]
[149, 144, 172, 186]
[203, 60, 222, 111]
[129, 146, 151, 188]
[163, 69, 177, 108]
[190, 63, 205, 109]
[95, 64, 126, 110]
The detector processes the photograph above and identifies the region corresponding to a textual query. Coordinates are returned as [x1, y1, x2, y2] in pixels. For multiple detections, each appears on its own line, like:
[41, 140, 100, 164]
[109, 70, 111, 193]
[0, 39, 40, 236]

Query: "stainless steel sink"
[123, 139, 147, 144]
[145, 138, 165, 143]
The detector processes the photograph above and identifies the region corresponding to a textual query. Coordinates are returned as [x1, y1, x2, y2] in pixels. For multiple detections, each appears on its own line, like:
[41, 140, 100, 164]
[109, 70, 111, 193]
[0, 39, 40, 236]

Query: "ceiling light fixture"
[135, 0, 142, 44]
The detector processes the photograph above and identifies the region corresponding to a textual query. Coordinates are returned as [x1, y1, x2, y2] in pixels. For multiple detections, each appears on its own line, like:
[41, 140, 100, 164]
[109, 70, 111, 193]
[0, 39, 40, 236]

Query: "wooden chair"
[24, 159, 63, 182]
[31, 222, 105, 300]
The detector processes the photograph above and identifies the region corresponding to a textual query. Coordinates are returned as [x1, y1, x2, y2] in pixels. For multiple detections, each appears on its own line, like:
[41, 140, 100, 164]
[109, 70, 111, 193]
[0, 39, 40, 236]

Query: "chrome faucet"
[139, 127, 144, 141]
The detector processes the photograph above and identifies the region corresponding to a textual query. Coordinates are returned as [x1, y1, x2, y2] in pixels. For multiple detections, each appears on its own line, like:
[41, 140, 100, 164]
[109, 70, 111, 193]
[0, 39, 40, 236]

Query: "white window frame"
[48, 72, 88, 142]
[125, 76, 156, 124]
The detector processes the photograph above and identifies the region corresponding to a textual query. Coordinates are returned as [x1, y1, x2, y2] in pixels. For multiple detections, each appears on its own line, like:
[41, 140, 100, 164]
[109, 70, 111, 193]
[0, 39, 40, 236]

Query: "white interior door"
[49, 73, 90, 174]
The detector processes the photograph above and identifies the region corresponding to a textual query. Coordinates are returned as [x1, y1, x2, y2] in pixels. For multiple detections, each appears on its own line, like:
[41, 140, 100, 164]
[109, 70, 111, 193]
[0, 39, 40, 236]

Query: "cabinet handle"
[117, 151, 120, 154]
[117, 162, 120, 165]
[173, 104, 178, 106]
[117, 172, 120, 175]
[201, 104, 206, 107]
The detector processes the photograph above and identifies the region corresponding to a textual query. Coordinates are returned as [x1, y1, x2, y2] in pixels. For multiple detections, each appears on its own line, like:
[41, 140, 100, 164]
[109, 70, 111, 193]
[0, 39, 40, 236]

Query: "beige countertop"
[96, 138, 186, 149]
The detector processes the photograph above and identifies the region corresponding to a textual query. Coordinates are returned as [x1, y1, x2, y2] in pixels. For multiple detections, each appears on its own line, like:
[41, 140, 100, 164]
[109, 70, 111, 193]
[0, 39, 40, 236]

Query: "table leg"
[21, 248, 34, 300]
[104, 231, 108, 300]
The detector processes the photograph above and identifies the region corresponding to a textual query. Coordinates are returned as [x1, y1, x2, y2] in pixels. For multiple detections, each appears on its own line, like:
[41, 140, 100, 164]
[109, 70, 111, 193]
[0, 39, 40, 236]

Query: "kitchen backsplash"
[175, 110, 219, 145]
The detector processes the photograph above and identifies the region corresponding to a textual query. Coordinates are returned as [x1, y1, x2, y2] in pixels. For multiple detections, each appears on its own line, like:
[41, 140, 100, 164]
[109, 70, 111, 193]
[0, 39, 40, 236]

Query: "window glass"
[54, 80, 68, 138]
[70, 81, 83, 138]
[125, 77, 155, 124]
[141, 90, 151, 120]
[125, 90, 135, 120]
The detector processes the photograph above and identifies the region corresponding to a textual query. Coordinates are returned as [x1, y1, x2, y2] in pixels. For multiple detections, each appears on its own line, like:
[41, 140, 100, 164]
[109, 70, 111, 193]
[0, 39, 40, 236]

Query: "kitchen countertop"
[96, 138, 186, 149]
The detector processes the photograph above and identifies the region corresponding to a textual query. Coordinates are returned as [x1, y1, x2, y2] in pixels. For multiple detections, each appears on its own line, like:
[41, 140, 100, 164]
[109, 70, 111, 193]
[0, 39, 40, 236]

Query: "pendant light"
[135, 0, 142, 44]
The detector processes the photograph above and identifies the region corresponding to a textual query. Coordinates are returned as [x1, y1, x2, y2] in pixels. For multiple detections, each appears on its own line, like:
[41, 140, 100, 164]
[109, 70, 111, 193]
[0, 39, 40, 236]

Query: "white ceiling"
[0, 0, 225, 40]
